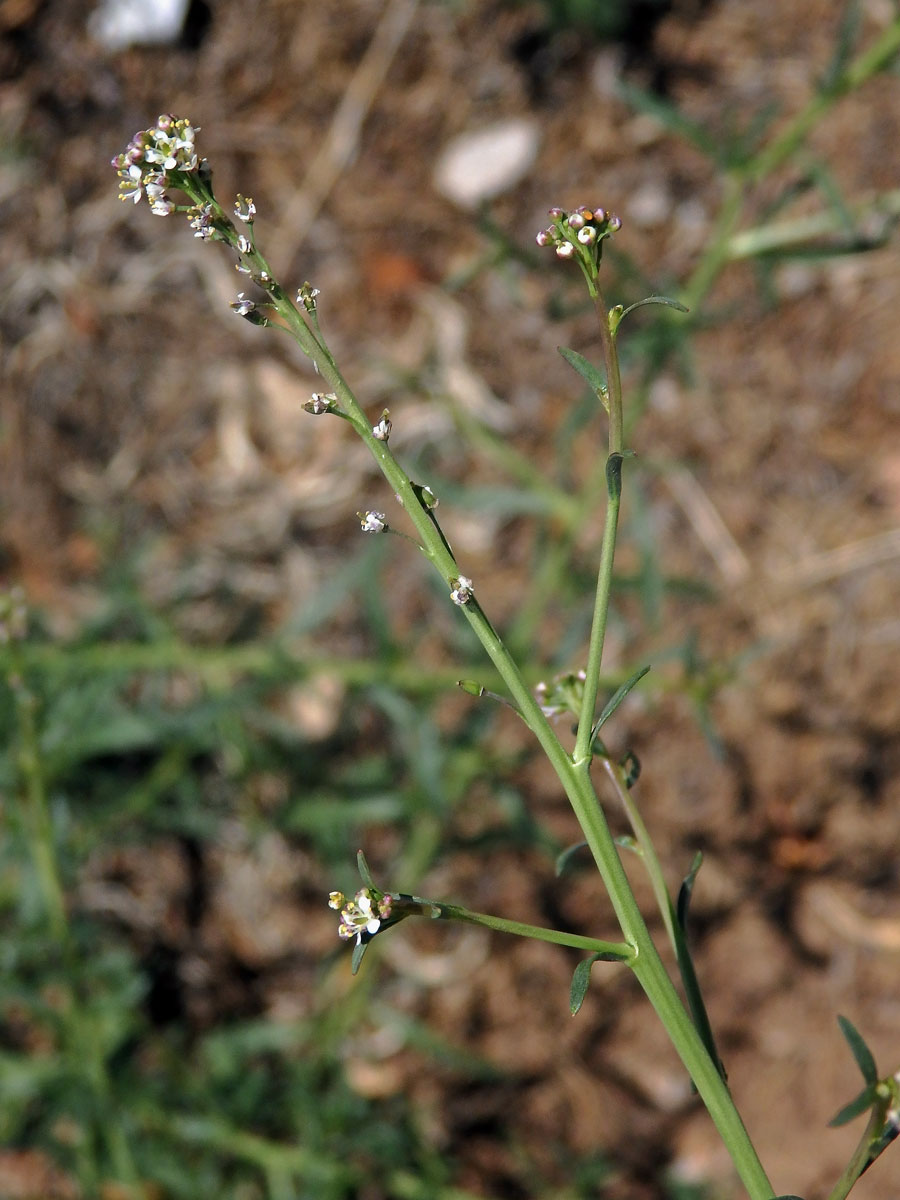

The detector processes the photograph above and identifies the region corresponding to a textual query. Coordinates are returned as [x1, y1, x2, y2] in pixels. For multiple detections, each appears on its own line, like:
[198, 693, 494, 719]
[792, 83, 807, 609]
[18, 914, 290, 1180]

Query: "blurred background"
[2, 1, 900, 1197]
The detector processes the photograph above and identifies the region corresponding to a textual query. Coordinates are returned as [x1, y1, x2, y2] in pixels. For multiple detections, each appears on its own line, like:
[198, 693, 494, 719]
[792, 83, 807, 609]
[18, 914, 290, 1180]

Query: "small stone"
[434, 118, 540, 210]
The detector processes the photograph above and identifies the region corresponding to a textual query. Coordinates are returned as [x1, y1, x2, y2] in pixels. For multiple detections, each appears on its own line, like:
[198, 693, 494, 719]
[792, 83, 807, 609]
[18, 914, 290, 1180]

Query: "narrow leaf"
[839, 1015, 878, 1085]
[676, 851, 704, 933]
[820, 0, 861, 94]
[357, 849, 375, 889]
[569, 956, 599, 1015]
[617, 80, 721, 160]
[570, 951, 628, 1015]
[351, 940, 368, 975]
[617, 295, 689, 323]
[558, 346, 608, 408]
[591, 666, 650, 738]
[829, 1084, 878, 1128]
[556, 841, 588, 877]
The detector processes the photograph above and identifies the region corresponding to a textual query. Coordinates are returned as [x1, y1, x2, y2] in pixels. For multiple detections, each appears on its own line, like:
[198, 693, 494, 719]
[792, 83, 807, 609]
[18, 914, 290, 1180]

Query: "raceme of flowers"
[535, 205, 622, 269]
[328, 888, 393, 945]
[112, 114, 201, 213]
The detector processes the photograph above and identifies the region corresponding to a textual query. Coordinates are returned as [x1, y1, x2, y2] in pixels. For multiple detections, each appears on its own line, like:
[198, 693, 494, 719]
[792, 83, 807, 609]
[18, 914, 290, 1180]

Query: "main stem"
[575, 281, 623, 761]
[250, 231, 774, 1198]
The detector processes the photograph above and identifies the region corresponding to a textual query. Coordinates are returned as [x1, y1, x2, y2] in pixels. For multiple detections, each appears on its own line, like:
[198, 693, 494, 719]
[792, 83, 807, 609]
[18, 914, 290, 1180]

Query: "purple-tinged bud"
[556, 242, 575, 259]
[608, 215, 622, 232]
[548, 206, 564, 218]
[567, 211, 585, 230]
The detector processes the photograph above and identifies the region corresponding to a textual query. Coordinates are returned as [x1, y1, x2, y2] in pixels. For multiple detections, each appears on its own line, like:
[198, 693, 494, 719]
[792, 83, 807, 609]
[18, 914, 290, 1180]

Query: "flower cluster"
[328, 888, 393, 945]
[112, 114, 201, 213]
[535, 669, 587, 719]
[535, 205, 621, 271]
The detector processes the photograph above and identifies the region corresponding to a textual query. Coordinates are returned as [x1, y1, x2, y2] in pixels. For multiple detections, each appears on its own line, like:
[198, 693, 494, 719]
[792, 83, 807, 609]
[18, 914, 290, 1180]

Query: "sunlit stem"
[575, 282, 625, 763]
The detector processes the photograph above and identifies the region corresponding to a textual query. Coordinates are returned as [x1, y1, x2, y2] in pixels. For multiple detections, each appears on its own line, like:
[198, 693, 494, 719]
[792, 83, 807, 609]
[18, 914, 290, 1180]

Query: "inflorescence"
[535, 205, 621, 274]
[112, 114, 202, 214]
[328, 888, 393, 946]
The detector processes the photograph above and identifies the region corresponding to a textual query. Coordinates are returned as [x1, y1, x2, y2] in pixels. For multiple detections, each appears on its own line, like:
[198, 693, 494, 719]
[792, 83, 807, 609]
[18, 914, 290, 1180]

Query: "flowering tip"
[113, 114, 201, 208]
[331, 887, 393, 945]
[535, 204, 621, 271]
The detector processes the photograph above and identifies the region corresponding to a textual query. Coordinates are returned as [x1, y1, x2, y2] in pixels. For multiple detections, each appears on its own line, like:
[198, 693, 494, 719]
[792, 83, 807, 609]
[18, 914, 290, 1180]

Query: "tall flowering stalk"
[111, 116, 899, 1200]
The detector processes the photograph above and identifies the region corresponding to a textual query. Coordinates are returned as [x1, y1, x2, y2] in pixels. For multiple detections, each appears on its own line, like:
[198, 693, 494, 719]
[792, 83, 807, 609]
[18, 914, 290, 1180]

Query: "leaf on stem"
[838, 1015, 879, 1085]
[829, 1084, 879, 1128]
[555, 840, 588, 877]
[590, 665, 650, 740]
[570, 952, 627, 1015]
[357, 849, 376, 889]
[614, 296, 689, 330]
[557, 346, 608, 411]
[676, 850, 704, 935]
[351, 940, 369, 975]
[616, 80, 722, 161]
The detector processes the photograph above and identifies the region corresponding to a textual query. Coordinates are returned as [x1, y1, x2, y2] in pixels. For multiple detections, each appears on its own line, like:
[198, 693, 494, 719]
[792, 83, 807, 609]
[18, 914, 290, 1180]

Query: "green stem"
[211, 207, 775, 1198]
[434, 902, 633, 959]
[562, 762, 773, 1199]
[825, 1103, 887, 1200]
[598, 756, 724, 1080]
[12, 678, 67, 939]
[748, 17, 900, 184]
[682, 19, 900, 315]
[575, 285, 624, 763]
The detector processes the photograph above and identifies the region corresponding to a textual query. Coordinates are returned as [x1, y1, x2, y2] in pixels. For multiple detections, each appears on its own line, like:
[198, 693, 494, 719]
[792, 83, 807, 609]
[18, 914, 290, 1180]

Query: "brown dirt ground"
[2, 1, 900, 1198]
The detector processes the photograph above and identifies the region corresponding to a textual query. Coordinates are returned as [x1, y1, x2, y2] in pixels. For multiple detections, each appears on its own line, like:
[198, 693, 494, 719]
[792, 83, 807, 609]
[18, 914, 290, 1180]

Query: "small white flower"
[450, 575, 474, 606]
[372, 410, 392, 441]
[150, 196, 175, 216]
[237, 235, 252, 254]
[556, 242, 575, 259]
[334, 887, 393, 945]
[303, 392, 336, 415]
[230, 292, 255, 316]
[297, 283, 320, 310]
[359, 511, 386, 533]
[234, 194, 256, 223]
